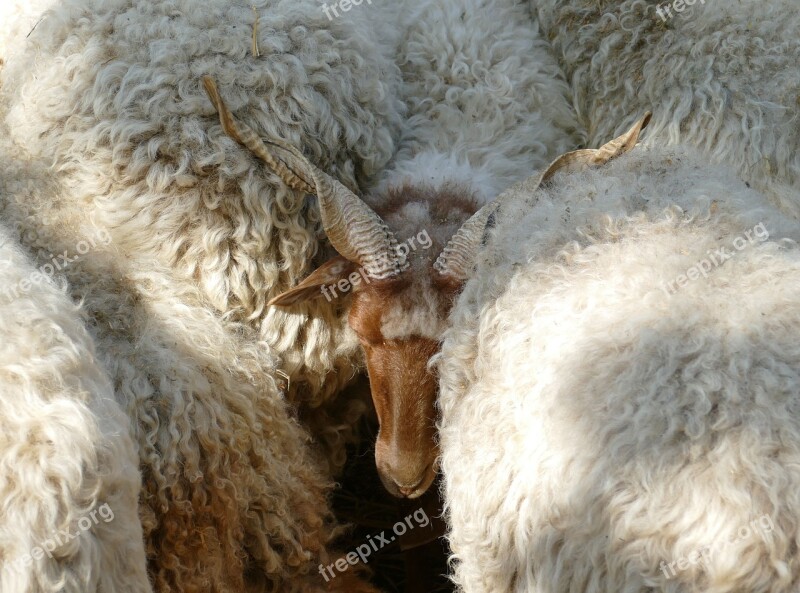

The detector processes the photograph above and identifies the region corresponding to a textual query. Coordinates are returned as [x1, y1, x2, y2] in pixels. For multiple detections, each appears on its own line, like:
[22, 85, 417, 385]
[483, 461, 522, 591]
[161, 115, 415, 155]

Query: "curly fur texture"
[437, 144, 800, 593]
[0, 0, 398, 585]
[528, 0, 800, 212]
[1, 0, 405, 420]
[374, 0, 582, 204]
[0, 222, 150, 592]
[0, 134, 381, 592]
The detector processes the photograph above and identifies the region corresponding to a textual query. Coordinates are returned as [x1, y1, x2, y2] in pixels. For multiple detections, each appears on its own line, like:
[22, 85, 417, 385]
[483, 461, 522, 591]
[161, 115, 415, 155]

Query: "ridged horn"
[202, 76, 404, 279]
[434, 112, 652, 281]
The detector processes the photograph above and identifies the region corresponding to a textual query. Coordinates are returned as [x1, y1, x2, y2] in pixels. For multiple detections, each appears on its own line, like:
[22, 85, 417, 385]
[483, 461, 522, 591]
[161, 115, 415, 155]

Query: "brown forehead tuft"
[377, 181, 480, 222]
[431, 268, 464, 297]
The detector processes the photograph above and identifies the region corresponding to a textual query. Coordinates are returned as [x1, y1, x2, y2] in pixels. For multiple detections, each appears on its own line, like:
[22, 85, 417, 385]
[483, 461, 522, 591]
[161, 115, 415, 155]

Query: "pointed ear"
[268, 256, 357, 307]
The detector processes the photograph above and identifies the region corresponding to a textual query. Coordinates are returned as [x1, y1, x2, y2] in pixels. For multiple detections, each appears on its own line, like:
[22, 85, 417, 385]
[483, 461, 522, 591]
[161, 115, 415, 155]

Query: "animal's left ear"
[268, 256, 357, 306]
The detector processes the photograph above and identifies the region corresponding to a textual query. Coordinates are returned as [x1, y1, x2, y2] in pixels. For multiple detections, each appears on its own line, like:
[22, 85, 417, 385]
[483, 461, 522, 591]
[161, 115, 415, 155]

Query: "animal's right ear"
[268, 256, 357, 307]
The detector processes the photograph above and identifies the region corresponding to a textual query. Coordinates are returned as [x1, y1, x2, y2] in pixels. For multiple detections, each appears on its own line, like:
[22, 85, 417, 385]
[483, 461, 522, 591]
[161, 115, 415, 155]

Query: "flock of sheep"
[0, 0, 798, 591]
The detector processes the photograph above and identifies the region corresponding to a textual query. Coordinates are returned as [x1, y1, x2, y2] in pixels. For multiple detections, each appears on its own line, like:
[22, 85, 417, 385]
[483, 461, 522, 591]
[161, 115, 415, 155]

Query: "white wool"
[437, 7, 800, 584]
[0, 223, 150, 593]
[380, 281, 451, 341]
[0, 0, 57, 69]
[0, 130, 370, 591]
[380, 152, 499, 202]
[529, 0, 800, 213]
[437, 144, 800, 593]
[374, 0, 583, 205]
[0, 0, 401, 587]
[1, 0, 405, 418]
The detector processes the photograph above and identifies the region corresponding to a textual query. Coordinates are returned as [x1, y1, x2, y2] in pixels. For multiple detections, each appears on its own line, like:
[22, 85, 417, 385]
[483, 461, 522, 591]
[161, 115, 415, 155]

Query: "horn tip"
[267, 295, 290, 307]
[201, 76, 220, 110]
[201, 75, 216, 95]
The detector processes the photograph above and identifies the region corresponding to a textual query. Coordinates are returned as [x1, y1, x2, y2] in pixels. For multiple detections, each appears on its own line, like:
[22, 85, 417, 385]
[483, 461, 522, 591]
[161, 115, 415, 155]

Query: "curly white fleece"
[374, 0, 583, 206]
[529, 0, 800, 212]
[1, 0, 405, 416]
[0, 131, 380, 592]
[437, 144, 800, 593]
[0, 223, 150, 593]
[0, 0, 405, 588]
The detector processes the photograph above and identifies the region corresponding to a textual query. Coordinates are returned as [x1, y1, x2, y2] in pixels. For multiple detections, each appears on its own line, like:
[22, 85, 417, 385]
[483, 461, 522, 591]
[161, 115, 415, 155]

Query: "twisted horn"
[434, 112, 652, 281]
[202, 76, 404, 279]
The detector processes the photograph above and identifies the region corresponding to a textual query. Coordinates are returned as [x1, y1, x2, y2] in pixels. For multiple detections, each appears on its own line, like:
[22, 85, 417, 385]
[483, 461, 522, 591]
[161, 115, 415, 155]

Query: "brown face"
[267, 256, 454, 498]
[347, 278, 451, 498]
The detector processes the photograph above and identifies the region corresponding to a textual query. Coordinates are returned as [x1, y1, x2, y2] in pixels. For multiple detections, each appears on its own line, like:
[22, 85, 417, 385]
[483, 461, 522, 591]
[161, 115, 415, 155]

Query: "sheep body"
[438, 5, 800, 582]
[437, 144, 800, 593]
[0, 221, 151, 593]
[376, 0, 582, 203]
[2, 0, 405, 412]
[528, 0, 800, 211]
[0, 0, 398, 586]
[0, 135, 371, 591]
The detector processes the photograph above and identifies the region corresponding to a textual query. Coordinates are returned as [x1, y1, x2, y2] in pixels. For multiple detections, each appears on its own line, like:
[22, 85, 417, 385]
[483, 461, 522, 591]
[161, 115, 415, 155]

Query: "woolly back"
[0, 0, 402, 587]
[0, 220, 149, 593]
[2, 0, 405, 406]
[437, 144, 800, 593]
[529, 0, 800, 209]
[377, 0, 583, 204]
